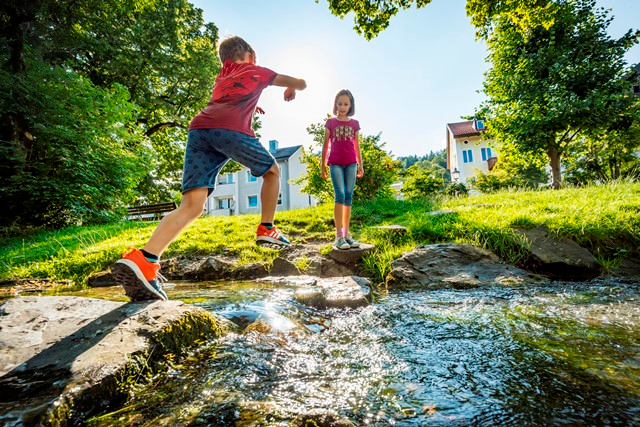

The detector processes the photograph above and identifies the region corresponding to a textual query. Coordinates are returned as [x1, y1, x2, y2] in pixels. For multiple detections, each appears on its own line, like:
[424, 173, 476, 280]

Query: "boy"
[111, 36, 307, 301]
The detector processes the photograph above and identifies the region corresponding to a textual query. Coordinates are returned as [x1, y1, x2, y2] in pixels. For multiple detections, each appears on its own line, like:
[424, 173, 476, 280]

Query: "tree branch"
[144, 121, 184, 137]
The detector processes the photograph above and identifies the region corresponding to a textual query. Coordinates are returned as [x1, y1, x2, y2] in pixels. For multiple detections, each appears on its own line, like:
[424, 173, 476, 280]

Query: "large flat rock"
[0, 296, 226, 426]
[388, 243, 538, 289]
[515, 226, 602, 280]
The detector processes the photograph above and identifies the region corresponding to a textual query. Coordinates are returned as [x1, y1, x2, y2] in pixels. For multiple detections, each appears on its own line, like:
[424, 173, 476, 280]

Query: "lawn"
[1, 181, 638, 287]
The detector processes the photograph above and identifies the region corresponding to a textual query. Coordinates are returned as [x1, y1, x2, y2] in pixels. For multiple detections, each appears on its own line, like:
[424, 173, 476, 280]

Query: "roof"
[447, 120, 482, 138]
[272, 145, 302, 160]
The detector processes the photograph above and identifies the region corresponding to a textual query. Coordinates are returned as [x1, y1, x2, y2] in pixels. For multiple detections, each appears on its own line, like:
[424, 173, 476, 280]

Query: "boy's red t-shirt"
[189, 61, 277, 136]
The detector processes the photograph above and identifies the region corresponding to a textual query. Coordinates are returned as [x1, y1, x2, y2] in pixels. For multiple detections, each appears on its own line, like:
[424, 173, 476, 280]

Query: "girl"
[321, 89, 364, 250]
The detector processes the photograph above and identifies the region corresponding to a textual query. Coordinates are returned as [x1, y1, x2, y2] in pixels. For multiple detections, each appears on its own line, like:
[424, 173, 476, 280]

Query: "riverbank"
[1, 181, 639, 289]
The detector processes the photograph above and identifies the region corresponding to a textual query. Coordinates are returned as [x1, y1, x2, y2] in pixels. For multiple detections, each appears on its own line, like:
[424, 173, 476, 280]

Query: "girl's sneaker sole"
[111, 261, 167, 301]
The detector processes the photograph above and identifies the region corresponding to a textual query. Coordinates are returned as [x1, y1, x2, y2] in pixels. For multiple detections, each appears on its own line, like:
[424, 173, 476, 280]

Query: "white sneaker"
[334, 236, 350, 250]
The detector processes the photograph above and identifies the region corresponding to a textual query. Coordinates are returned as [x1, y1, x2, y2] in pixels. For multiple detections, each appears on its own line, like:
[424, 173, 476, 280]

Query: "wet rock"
[257, 275, 318, 287]
[0, 296, 226, 426]
[160, 244, 361, 281]
[611, 257, 640, 278]
[388, 243, 537, 289]
[328, 243, 375, 265]
[280, 244, 359, 277]
[0, 278, 73, 298]
[166, 255, 236, 280]
[515, 226, 602, 280]
[232, 262, 271, 279]
[315, 257, 357, 277]
[291, 409, 356, 427]
[294, 276, 371, 309]
[18, 243, 364, 293]
[87, 270, 116, 287]
[222, 307, 298, 334]
[270, 257, 302, 276]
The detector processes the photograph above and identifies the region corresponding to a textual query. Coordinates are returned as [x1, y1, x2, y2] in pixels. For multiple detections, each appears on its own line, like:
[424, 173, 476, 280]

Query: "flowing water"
[84, 278, 639, 426]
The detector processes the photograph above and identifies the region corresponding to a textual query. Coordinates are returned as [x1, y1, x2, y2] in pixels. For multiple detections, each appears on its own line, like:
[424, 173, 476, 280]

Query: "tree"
[295, 120, 402, 202]
[481, 0, 639, 188]
[0, 0, 220, 226]
[401, 165, 444, 199]
[398, 149, 447, 177]
[318, 0, 557, 40]
[563, 116, 640, 184]
[318, 0, 639, 190]
[0, 61, 149, 226]
[472, 143, 549, 192]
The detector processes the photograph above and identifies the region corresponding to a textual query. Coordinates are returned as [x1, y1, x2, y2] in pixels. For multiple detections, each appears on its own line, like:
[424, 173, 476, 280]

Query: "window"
[217, 174, 233, 185]
[216, 198, 230, 209]
[475, 119, 485, 130]
[246, 171, 258, 182]
[247, 195, 258, 208]
[462, 149, 473, 163]
[481, 147, 493, 161]
[277, 193, 282, 205]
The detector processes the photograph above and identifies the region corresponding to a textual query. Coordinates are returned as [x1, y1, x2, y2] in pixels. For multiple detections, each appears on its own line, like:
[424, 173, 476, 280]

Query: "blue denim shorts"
[182, 129, 276, 195]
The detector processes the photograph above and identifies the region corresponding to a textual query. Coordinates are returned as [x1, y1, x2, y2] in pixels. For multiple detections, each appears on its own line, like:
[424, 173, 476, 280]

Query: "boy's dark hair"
[218, 36, 256, 63]
[333, 89, 355, 116]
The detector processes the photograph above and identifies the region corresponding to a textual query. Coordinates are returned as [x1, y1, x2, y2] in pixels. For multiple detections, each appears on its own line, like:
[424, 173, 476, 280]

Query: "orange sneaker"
[256, 224, 291, 247]
[111, 248, 168, 301]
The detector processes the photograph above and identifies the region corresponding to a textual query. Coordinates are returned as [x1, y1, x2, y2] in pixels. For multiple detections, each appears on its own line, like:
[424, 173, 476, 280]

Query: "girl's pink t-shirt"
[189, 61, 277, 136]
[325, 117, 360, 165]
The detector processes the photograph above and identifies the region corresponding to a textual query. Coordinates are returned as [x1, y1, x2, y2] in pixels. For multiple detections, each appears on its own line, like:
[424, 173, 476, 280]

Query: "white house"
[446, 119, 499, 185]
[205, 140, 316, 216]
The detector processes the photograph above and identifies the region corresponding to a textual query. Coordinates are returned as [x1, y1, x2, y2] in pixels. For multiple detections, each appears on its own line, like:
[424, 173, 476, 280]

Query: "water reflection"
[86, 278, 640, 426]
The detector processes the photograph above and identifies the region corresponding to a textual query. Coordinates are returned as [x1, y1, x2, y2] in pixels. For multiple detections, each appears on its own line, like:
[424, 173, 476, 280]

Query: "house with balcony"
[446, 119, 498, 185]
[205, 140, 316, 216]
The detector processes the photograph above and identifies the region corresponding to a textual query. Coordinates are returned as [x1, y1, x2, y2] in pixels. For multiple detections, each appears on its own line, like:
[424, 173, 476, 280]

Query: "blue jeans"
[330, 163, 357, 206]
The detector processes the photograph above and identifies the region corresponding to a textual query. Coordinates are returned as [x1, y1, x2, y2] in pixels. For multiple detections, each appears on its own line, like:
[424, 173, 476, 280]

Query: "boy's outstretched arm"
[272, 74, 307, 101]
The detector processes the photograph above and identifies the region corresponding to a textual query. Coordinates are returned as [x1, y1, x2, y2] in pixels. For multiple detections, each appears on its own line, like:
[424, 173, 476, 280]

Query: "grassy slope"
[1, 182, 638, 287]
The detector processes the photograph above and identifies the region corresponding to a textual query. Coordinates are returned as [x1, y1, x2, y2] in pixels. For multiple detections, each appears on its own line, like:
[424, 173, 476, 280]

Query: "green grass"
[1, 181, 638, 288]
[443, 181, 640, 265]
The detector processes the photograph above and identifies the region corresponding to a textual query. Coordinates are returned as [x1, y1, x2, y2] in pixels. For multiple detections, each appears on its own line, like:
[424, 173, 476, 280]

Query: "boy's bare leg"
[142, 188, 208, 257]
[334, 203, 345, 231]
[260, 163, 281, 223]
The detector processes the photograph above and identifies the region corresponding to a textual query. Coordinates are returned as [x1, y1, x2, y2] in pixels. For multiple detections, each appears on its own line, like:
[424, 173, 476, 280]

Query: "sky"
[191, 0, 640, 158]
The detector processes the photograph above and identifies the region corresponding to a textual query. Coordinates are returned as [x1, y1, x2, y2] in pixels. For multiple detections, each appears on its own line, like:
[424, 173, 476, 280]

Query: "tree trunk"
[547, 147, 562, 189]
[1, 3, 37, 74]
[611, 158, 621, 179]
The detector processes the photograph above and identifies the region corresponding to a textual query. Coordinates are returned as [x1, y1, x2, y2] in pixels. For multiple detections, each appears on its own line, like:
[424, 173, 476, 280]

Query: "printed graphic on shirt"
[213, 69, 263, 103]
[334, 125, 355, 141]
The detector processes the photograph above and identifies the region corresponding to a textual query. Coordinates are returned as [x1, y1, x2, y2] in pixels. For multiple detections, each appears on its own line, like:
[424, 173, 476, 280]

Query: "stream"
[82, 277, 639, 426]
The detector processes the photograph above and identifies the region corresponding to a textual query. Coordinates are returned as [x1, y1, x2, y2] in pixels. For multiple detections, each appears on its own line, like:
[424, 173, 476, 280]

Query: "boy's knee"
[180, 189, 207, 217]
[262, 163, 280, 180]
[187, 203, 206, 218]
